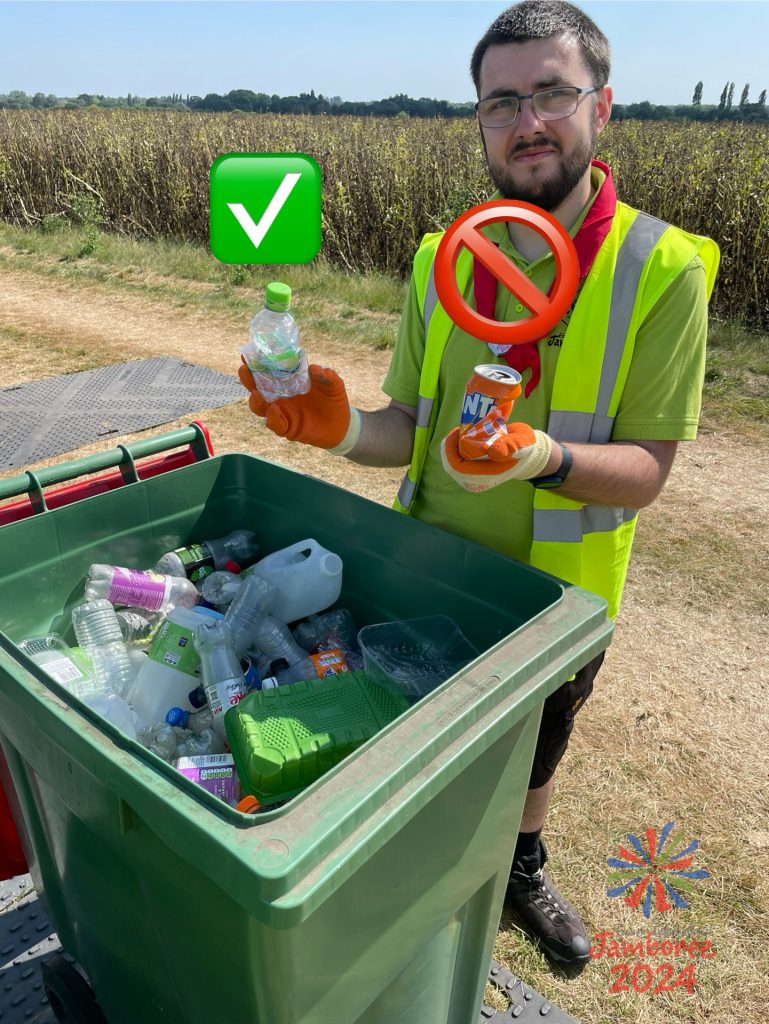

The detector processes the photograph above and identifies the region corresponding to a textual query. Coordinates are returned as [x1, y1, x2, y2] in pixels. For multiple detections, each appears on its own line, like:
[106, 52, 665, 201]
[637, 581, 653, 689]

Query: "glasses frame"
[475, 86, 600, 128]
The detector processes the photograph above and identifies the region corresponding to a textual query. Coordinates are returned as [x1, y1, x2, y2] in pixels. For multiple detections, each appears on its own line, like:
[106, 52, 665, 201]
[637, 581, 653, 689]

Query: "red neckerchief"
[473, 160, 617, 398]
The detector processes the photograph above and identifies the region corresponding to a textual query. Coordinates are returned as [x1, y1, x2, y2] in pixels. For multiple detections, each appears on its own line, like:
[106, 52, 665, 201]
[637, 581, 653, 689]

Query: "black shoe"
[504, 841, 591, 966]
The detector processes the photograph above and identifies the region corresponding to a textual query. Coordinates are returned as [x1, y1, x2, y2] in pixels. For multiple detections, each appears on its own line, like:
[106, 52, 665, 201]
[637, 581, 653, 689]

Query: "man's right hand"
[238, 362, 356, 451]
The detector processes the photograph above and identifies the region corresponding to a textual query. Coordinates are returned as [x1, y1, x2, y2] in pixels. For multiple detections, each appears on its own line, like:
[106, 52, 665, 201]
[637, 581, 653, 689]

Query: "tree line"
[0, 84, 766, 122]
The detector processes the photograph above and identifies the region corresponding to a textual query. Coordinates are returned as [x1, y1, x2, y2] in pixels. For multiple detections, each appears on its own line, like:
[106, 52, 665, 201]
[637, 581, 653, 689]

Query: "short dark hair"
[470, 1, 611, 94]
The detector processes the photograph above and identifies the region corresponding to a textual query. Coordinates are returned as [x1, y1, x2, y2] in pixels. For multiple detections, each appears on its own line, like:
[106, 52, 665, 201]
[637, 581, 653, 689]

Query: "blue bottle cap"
[165, 707, 189, 728]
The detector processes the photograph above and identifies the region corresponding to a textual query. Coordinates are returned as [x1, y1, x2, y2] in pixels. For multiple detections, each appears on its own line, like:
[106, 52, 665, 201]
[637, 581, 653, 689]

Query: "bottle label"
[173, 543, 215, 583]
[147, 621, 200, 677]
[209, 680, 247, 719]
[40, 654, 86, 685]
[106, 568, 171, 612]
[310, 649, 349, 678]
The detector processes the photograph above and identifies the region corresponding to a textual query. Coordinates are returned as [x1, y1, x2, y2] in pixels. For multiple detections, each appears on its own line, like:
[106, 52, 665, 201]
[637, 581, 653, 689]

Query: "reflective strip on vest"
[533, 506, 638, 543]
[547, 212, 669, 446]
[415, 395, 434, 429]
[397, 475, 416, 509]
[423, 263, 439, 336]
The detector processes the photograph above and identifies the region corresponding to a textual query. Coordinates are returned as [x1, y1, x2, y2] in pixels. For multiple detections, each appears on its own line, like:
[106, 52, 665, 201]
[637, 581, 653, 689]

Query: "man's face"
[477, 34, 612, 212]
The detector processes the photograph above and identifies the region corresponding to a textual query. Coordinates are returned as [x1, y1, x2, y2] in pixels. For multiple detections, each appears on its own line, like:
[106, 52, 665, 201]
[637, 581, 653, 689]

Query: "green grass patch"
[702, 319, 769, 429]
[0, 221, 405, 350]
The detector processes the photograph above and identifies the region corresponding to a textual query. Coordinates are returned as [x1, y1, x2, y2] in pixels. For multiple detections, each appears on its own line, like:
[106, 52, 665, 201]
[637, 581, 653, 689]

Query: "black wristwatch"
[530, 442, 573, 490]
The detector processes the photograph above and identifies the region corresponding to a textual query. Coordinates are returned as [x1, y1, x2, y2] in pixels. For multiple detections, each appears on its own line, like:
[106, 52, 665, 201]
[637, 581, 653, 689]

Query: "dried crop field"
[0, 110, 766, 328]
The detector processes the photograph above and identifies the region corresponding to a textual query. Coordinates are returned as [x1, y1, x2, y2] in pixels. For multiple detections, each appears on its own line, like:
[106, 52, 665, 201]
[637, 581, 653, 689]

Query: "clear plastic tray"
[358, 615, 479, 703]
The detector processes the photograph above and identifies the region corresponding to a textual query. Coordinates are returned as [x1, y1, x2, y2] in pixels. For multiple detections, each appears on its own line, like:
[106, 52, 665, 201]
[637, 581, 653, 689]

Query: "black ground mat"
[0, 358, 244, 471]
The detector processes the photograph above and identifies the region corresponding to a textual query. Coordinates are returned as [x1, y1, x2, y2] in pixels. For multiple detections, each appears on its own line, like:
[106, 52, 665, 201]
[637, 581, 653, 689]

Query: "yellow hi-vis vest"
[393, 202, 719, 619]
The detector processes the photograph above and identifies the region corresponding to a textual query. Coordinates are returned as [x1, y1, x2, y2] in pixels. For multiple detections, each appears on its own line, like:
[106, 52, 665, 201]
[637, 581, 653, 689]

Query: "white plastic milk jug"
[249, 539, 343, 623]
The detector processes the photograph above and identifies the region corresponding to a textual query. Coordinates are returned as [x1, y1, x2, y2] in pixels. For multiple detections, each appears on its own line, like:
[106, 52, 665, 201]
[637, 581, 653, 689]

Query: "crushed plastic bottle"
[71, 599, 137, 699]
[175, 728, 224, 758]
[85, 565, 198, 612]
[293, 608, 363, 669]
[115, 608, 164, 648]
[264, 648, 349, 687]
[138, 722, 188, 762]
[251, 614, 309, 668]
[154, 530, 259, 582]
[165, 704, 215, 735]
[201, 570, 244, 609]
[241, 282, 310, 401]
[224, 574, 275, 657]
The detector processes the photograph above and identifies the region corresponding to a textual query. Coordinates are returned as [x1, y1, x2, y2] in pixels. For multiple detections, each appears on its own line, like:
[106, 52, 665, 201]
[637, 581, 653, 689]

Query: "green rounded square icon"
[210, 153, 321, 265]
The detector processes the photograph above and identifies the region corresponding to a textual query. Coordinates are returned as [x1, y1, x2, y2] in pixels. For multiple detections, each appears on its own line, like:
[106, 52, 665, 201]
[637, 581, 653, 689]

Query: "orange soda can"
[459, 364, 522, 460]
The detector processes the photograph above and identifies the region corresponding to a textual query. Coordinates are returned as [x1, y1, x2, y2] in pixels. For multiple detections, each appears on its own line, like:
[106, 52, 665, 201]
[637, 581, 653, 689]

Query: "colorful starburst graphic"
[606, 821, 709, 918]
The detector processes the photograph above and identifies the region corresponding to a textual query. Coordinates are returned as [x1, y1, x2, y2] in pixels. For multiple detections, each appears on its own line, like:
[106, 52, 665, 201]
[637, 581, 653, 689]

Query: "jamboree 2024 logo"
[591, 822, 715, 995]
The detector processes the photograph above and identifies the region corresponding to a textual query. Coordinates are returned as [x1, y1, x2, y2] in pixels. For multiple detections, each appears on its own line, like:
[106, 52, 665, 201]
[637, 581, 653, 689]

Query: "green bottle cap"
[265, 282, 291, 312]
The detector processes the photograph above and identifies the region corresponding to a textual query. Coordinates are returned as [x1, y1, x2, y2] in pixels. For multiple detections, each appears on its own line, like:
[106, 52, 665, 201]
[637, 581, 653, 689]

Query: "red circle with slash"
[434, 200, 579, 346]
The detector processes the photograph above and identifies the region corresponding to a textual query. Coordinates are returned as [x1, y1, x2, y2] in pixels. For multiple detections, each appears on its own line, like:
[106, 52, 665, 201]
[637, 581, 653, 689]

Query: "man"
[239, 0, 719, 967]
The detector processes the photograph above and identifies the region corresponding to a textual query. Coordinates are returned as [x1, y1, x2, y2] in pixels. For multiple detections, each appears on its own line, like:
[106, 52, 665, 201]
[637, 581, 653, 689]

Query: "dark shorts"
[527, 650, 606, 790]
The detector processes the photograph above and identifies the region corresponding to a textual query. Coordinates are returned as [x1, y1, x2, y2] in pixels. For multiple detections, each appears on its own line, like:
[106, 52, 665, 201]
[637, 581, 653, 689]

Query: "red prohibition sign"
[434, 200, 579, 346]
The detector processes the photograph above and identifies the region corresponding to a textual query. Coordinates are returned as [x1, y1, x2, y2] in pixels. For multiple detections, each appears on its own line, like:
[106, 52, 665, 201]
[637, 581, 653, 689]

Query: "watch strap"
[530, 442, 573, 489]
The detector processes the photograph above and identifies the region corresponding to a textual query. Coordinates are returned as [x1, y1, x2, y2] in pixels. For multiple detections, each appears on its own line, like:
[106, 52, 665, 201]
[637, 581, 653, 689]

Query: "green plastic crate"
[227, 670, 411, 805]
[0, 426, 612, 1024]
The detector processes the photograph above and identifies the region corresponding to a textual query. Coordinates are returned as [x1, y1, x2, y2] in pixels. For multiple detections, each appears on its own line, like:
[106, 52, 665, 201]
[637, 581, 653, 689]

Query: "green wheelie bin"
[0, 425, 612, 1024]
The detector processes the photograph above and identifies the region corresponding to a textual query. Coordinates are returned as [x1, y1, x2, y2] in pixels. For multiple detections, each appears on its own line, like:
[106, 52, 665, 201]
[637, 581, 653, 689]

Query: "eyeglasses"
[475, 86, 599, 128]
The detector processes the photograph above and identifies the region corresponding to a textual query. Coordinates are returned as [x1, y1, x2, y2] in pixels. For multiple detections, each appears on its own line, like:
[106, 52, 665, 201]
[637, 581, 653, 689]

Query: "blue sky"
[0, 1, 766, 106]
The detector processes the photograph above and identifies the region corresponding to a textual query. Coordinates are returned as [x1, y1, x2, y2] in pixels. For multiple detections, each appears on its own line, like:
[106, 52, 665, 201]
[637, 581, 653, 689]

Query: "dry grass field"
[0, 222, 766, 1022]
[0, 111, 767, 329]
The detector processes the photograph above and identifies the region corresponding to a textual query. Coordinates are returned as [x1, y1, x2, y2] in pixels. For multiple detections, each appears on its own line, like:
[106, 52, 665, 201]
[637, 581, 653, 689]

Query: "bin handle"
[0, 422, 213, 518]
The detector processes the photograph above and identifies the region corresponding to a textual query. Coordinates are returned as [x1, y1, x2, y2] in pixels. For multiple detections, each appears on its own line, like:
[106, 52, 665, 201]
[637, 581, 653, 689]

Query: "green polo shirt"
[382, 168, 709, 564]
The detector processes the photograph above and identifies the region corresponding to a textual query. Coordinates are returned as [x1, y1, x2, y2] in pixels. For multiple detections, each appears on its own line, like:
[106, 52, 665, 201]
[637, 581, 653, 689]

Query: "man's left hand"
[441, 415, 553, 493]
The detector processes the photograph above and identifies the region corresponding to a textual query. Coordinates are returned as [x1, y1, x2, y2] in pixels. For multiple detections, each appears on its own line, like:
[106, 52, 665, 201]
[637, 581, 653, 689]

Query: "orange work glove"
[440, 413, 553, 493]
[238, 362, 361, 452]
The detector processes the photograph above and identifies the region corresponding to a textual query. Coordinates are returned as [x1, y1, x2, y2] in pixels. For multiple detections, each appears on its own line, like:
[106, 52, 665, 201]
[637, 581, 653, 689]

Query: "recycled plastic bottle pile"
[19, 530, 479, 813]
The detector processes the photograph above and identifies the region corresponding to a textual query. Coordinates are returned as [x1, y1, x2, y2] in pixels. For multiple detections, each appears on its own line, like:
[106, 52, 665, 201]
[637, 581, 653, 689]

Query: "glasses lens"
[533, 87, 580, 120]
[478, 95, 519, 126]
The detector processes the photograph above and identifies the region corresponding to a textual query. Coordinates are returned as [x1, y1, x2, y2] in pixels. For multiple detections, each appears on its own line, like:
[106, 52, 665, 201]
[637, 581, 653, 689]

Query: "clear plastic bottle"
[251, 614, 309, 668]
[85, 565, 198, 613]
[265, 648, 349, 687]
[175, 728, 224, 759]
[201, 571, 244, 609]
[165, 705, 215, 735]
[240, 282, 310, 401]
[293, 609, 362, 667]
[153, 530, 259, 581]
[71, 600, 137, 699]
[193, 619, 248, 738]
[224, 575, 275, 657]
[138, 722, 185, 762]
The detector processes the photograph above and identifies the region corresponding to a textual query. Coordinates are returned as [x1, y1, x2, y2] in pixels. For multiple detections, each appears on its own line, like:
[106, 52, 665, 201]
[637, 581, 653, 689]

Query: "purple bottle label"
[107, 568, 169, 612]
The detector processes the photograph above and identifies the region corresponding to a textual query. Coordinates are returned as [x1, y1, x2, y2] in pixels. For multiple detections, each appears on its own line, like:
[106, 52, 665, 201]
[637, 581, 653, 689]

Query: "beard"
[482, 120, 597, 213]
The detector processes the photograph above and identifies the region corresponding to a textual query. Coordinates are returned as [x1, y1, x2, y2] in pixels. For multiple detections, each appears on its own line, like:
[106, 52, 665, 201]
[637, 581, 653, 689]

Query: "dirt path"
[1, 268, 767, 1022]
